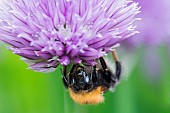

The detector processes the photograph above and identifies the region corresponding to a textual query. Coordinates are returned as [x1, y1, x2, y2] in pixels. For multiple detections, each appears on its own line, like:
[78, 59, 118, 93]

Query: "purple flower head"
[0, 0, 140, 72]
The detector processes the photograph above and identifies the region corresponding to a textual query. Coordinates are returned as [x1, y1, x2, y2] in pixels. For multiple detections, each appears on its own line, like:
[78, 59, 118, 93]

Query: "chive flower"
[0, 0, 140, 72]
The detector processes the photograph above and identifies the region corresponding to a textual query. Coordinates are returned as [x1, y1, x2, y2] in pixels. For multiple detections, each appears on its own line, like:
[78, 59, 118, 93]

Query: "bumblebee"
[62, 50, 121, 104]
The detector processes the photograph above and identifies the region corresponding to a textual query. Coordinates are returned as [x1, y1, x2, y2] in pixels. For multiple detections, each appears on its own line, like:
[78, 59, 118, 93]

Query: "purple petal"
[59, 56, 70, 66]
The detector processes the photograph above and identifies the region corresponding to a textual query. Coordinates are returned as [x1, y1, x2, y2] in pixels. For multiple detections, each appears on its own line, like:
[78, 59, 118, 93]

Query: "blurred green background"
[0, 44, 170, 113]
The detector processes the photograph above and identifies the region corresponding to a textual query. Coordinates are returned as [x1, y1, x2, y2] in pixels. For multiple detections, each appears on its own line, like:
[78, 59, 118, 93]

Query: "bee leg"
[99, 57, 107, 70]
[91, 65, 98, 85]
[62, 65, 77, 88]
[61, 66, 69, 88]
[99, 57, 114, 88]
[112, 50, 122, 80]
[70, 64, 76, 73]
